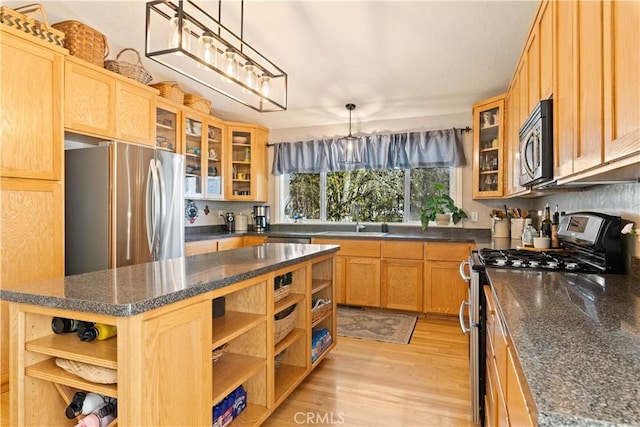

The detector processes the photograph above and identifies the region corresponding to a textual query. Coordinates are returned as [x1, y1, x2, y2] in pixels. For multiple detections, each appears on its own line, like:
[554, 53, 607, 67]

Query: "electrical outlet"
[470, 211, 479, 222]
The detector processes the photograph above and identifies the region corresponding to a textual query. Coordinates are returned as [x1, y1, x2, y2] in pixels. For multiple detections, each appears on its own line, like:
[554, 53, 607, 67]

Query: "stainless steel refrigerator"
[65, 141, 185, 275]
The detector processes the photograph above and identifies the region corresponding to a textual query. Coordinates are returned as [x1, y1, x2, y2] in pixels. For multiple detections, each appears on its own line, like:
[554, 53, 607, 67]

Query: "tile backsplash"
[532, 182, 640, 266]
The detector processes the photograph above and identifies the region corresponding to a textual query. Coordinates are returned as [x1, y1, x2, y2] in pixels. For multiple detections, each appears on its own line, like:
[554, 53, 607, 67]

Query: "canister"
[491, 217, 510, 238]
[235, 213, 248, 231]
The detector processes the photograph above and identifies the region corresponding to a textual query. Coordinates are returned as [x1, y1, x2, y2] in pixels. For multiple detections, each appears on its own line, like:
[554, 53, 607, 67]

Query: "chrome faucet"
[351, 202, 366, 232]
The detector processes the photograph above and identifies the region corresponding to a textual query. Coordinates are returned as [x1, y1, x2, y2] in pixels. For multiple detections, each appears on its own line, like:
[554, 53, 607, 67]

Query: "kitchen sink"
[315, 231, 388, 237]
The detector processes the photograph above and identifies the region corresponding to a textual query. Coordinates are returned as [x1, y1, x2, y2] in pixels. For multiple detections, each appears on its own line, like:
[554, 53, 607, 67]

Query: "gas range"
[474, 212, 624, 274]
[477, 248, 603, 273]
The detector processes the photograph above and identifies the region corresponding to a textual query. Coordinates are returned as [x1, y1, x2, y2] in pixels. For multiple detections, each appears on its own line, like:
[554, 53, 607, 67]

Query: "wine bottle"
[541, 204, 552, 238]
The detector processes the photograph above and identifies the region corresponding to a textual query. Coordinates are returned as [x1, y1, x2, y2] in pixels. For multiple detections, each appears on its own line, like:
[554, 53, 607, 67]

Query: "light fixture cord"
[240, 0, 244, 52]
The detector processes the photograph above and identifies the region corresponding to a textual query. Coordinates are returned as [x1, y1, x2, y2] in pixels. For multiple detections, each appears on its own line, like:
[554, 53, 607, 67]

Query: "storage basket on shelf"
[311, 298, 331, 324]
[184, 93, 212, 114]
[104, 48, 152, 84]
[212, 343, 227, 363]
[274, 284, 291, 303]
[150, 81, 184, 104]
[51, 20, 108, 67]
[274, 304, 297, 344]
[0, 3, 64, 47]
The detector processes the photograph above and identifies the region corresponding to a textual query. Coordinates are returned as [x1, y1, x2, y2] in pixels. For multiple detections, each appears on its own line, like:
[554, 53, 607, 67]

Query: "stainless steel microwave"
[519, 99, 553, 187]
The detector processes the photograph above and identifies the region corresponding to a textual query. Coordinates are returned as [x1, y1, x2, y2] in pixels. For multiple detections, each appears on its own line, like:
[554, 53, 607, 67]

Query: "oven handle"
[459, 300, 470, 334]
[459, 260, 470, 282]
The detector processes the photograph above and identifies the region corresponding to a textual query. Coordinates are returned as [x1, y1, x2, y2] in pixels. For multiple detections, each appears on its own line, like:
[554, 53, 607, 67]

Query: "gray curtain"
[271, 128, 466, 175]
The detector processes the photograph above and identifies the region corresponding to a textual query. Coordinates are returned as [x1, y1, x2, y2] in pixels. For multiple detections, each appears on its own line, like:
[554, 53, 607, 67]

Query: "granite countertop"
[185, 226, 490, 244]
[0, 243, 339, 317]
[487, 268, 640, 426]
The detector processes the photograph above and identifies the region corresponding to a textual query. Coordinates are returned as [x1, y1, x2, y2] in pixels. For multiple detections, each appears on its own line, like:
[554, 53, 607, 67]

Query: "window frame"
[275, 167, 463, 226]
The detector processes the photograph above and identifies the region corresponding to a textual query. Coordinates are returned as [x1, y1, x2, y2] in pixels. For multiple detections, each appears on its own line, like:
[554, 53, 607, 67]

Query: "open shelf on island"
[274, 364, 308, 406]
[311, 279, 332, 294]
[212, 311, 265, 349]
[26, 359, 118, 398]
[274, 328, 304, 355]
[212, 353, 266, 404]
[26, 334, 117, 369]
[275, 293, 304, 314]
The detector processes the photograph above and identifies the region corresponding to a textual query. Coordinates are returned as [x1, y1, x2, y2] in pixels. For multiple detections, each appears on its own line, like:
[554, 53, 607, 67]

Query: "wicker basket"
[274, 284, 291, 303]
[0, 4, 64, 47]
[150, 81, 184, 104]
[274, 304, 297, 344]
[52, 20, 108, 67]
[55, 358, 117, 384]
[311, 299, 331, 324]
[105, 48, 152, 84]
[184, 93, 212, 114]
[212, 343, 227, 363]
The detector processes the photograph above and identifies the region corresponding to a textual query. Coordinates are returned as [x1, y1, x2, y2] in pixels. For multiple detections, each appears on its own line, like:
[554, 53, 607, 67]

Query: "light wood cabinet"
[472, 95, 505, 199]
[313, 238, 382, 308]
[424, 242, 471, 315]
[381, 241, 424, 312]
[1, 178, 64, 387]
[345, 257, 381, 307]
[0, 27, 66, 391]
[1, 31, 64, 180]
[183, 111, 207, 198]
[244, 235, 267, 246]
[185, 239, 218, 256]
[602, 0, 640, 163]
[226, 124, 269, 201]
[217, 236, 244, 251]
[553, 0, 639, 182]
[484, 286, 536, 427]
[64, 56, 157, 145]
[64, 56, 116, 138]
[115, 80, 156, 146]
[8, 251, 335, 426]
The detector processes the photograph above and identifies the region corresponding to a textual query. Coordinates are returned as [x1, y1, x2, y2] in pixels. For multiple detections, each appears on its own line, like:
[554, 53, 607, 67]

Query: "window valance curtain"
[271, 128, 467, 175]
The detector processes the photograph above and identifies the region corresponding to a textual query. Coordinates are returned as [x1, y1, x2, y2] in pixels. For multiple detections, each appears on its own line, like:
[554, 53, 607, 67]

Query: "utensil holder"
[492, 218, 510, 238]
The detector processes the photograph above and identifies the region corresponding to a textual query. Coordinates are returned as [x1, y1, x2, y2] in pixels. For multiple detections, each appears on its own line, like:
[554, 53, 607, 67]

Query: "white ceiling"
[13, 0, 539, 131]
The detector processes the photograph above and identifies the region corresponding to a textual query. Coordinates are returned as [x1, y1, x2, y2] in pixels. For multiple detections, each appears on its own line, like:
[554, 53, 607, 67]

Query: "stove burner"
[477, 247, 605, 273]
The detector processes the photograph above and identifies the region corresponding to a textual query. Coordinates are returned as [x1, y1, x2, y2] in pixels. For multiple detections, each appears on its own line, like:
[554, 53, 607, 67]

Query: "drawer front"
[382, 241, 423, 259]
[185, 240, 217, 256]
[312, 238, 381, 257]
[424, 242, 471, 261]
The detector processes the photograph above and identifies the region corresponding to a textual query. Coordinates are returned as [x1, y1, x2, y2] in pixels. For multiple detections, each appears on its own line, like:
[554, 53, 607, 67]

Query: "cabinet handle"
[459, 260, 470, 281]
[459, 301, 470, 334]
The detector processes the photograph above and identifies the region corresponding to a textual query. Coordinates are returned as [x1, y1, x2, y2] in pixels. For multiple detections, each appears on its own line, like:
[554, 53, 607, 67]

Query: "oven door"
[459, 258, 481, 424]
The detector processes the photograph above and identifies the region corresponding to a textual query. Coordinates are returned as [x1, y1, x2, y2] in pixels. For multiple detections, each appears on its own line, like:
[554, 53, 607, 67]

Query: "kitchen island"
[1, 243, 339, 426]
[487, 268, 640, 426]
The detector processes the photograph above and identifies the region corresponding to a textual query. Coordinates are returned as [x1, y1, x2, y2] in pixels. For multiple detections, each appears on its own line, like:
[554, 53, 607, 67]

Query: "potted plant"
[420, 183, 468, 229]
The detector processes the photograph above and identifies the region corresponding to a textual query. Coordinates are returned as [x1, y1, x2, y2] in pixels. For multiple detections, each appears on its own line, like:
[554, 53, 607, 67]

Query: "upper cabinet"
[155, 98, 181, 154]
[183, 111, 206, 198]
[602, 1, 640, 164]
[64, 56, 157, 146]
[226, 124, 269, 202]
[472, 95, 505, 199]
[1, 31, 64, 180]
[553, 0, 639, 183]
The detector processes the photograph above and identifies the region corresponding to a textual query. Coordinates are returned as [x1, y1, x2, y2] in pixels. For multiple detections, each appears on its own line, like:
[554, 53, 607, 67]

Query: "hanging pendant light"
[342, 103, 361, 164]
[146, 0, 287, 112]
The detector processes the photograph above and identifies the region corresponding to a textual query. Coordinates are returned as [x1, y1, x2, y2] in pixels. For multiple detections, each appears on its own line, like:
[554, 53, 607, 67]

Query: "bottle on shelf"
[541, 204, 552, 238]
[51, 317, 79, 334]
[78, 323, 117, 342]
[65, 391, 87, 419]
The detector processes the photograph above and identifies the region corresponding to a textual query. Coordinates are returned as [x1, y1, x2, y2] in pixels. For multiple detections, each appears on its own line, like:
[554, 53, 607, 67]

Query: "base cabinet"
[9, 253, 336, 426]
[484, 286, 536, 427]
[345, 257, 381, 307]
[424, 242, 472, 315]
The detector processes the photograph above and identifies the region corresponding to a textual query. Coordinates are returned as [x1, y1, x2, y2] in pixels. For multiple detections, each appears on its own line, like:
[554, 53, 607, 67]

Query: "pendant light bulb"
[342, 103, 360, 164]
[260, 75, 271, 97]
[168, 14, 191, 55]
[222, 48, 238, 82]
[243, 62, 257, 92]
[198, 32, 216, 69]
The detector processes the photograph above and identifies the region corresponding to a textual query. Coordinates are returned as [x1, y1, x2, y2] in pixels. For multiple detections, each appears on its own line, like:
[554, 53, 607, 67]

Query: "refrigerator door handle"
[150, 159, 161, 255]
[155, 158, 168, 258]
[145, 159, 155, 253]
[459, 300, 470, 334]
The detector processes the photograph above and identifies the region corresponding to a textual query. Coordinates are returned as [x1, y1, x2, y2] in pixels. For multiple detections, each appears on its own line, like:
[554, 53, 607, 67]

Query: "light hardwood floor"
[0, 315, 473, 426]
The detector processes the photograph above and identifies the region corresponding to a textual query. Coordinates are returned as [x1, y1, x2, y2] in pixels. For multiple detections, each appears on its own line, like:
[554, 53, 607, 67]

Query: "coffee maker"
[253, 205, 270, 233]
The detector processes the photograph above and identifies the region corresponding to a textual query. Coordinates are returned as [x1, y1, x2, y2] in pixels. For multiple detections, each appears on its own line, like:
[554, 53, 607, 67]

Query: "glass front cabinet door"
[155, 100, 180, 154]
[183, 112, 205, 198]
[205, 118, 224, 199]
[227, 126, 254, 200]
[472, 95, 505, 199]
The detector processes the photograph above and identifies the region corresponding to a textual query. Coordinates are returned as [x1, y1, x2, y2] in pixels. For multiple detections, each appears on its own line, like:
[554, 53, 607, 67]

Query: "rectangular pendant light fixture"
[145, 0, 287, 112]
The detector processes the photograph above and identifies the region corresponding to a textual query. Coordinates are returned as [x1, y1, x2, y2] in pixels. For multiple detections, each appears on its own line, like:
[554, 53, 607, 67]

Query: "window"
[281, 167, 456, 223]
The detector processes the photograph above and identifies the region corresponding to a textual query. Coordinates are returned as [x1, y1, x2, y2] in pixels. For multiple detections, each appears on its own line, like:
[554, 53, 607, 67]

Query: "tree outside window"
[286, 168, 450, 222]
